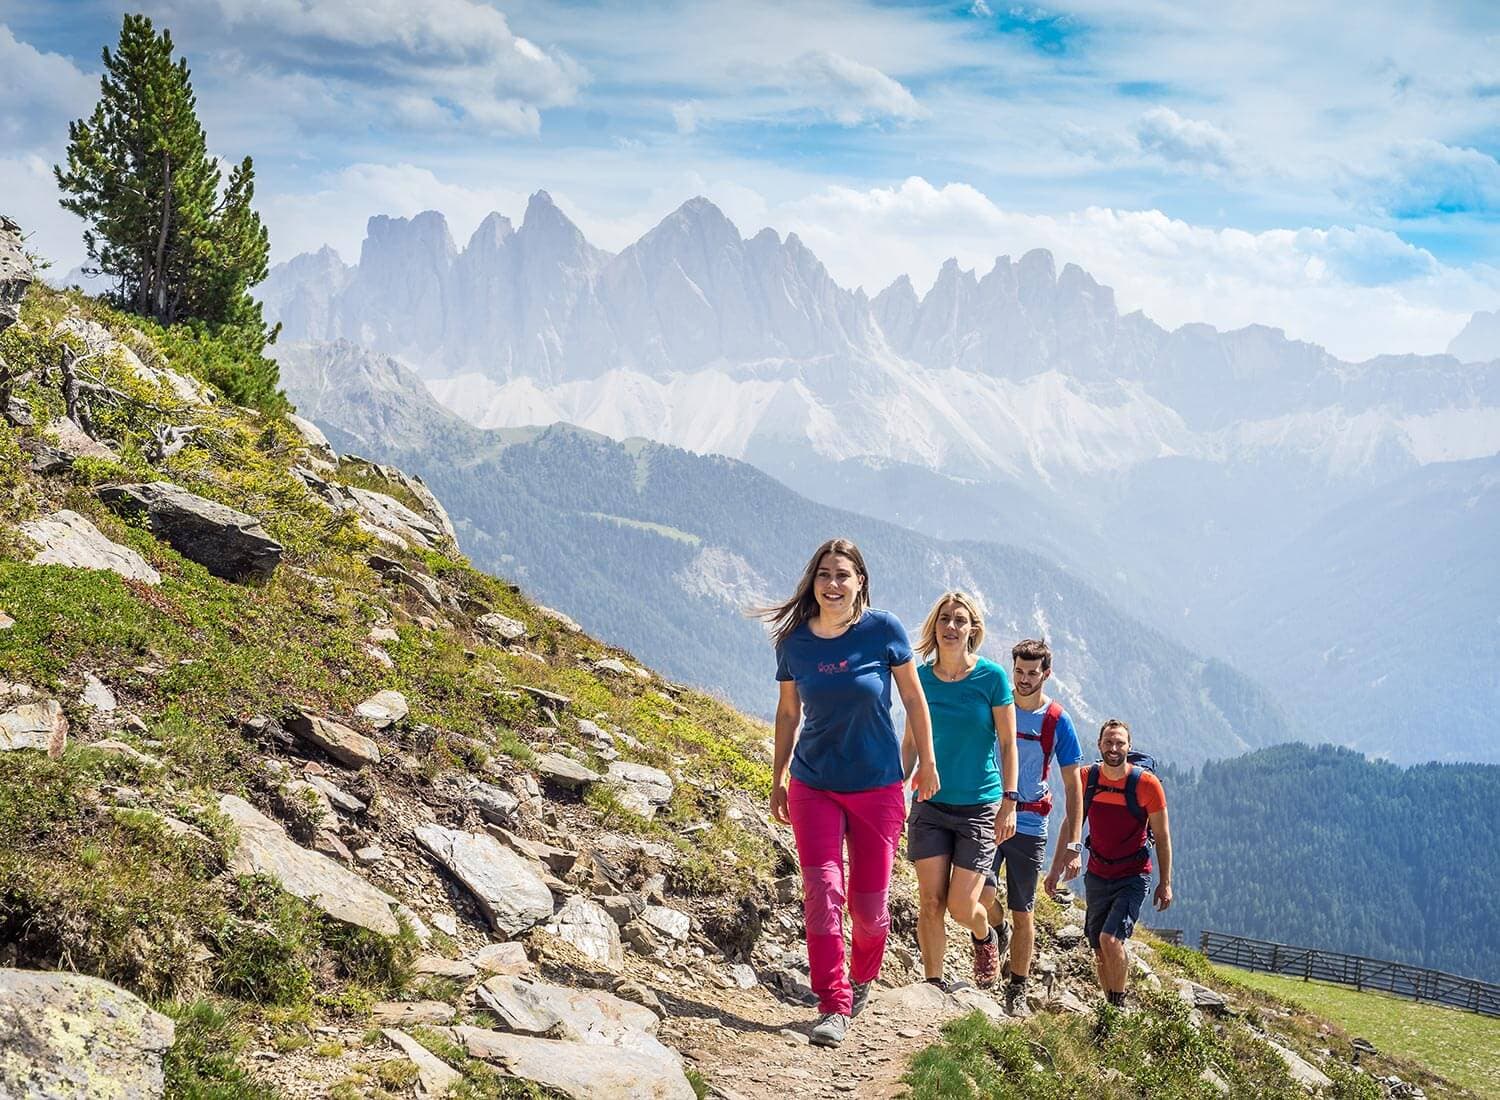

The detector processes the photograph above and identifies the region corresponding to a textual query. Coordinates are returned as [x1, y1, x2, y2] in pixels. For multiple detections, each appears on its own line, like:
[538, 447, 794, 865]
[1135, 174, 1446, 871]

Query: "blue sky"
[4, 0, 1500, 358]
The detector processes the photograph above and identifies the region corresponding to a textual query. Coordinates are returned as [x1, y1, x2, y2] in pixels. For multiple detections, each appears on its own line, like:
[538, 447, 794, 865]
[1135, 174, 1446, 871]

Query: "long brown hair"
[751, 538, 870, 647]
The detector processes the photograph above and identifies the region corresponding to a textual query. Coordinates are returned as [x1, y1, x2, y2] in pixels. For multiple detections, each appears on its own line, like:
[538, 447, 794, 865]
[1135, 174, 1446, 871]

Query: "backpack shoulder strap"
[1082, 763, 1102, 818]
[1038, 701, 1063, 781]
[1122, 766, 1148, 824]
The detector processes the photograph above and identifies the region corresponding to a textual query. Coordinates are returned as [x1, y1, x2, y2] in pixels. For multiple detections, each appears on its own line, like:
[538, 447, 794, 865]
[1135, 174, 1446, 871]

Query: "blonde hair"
[915, 591, 986, 661]
[750, 538, 871, 648]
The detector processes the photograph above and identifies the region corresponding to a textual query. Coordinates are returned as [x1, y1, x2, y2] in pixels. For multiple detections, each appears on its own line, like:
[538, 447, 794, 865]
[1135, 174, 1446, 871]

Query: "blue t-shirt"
[775, 609, 913, 793]
[919, 657, 1013, 806]
[1010, 698, 1082, 838]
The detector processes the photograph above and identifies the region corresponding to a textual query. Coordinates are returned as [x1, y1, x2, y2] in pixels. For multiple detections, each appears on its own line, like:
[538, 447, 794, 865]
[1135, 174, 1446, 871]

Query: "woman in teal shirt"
[903, 591, 1018, 990]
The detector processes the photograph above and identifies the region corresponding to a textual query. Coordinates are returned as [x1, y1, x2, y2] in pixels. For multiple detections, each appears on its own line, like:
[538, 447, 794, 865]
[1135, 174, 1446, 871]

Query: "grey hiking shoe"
[809, 1012, 850, 1047]
[851, 980, 873, 1017]
[1004, 979, 1032, 1017]
[926, 976, 973, 995]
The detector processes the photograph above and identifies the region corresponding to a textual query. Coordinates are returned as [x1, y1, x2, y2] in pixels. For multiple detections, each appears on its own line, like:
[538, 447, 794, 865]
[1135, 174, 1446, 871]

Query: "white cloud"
[1134, 107, 1238, 172]
[782, 176, 1500, 360]
[672, 102, 699, 135]
[969, 1, 993, 16]
[1344, 139, 1500, 218]
[138, 0, 582, 136]
[0, 23, 97, 147]
[781, 50, 926, 125]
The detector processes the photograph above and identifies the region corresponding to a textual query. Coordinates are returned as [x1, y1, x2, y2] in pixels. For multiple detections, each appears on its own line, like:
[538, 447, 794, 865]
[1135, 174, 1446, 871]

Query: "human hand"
[1153, 880, 1173, 912]
[995, 802, 1017, 843]
[912, 760, 940, 802]
[770, 782, 791, 825]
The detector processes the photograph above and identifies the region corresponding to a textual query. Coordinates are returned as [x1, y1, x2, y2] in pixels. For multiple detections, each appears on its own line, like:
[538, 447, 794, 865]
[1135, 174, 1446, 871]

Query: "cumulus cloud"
[782, 176, 1499, 360]
[1346, 139, 1500, 218]
[1134, 107, 1238, 172]
[0, 24, 97, 147]
[138, 0, 582, 136]
[780, 49, 926, 125]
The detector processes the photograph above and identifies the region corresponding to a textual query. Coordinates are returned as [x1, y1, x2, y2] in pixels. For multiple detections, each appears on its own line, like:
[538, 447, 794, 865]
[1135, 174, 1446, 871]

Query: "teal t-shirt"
[918, 656, 1014, 805]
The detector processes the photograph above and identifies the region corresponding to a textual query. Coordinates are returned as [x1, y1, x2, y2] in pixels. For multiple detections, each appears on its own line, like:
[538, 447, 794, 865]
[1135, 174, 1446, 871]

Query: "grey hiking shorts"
[906, 799, 999, 873]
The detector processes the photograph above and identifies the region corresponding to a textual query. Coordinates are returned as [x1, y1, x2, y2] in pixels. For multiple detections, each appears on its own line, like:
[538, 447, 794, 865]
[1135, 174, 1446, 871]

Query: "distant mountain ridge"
[275, 339, 1294, 768]
[262, 194, 1500, 483]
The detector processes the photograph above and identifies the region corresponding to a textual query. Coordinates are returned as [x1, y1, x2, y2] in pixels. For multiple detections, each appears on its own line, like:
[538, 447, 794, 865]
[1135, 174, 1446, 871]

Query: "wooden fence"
[1200, 931, 1500, 1018]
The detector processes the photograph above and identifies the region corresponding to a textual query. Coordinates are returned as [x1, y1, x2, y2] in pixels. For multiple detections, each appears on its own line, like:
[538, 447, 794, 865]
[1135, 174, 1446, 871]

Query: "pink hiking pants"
[787, 777, 908, 1015]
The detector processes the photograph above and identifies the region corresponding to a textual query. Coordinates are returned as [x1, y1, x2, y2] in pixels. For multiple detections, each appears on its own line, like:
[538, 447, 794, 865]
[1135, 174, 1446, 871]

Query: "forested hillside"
[1165, 744, 1500, 981]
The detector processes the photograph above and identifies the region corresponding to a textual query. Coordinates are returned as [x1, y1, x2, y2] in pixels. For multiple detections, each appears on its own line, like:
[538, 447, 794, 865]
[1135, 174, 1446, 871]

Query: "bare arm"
[893, 660, 939, 801]
[1149, 805, 1172, 910]
[1045, 763, 1084, 895]
[993, 702, 1017, 841]
[770, 680, 800, 825]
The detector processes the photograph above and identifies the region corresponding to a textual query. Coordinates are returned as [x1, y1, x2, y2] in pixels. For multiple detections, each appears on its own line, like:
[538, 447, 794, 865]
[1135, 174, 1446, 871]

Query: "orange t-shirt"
[1085, 766, 1164, 879]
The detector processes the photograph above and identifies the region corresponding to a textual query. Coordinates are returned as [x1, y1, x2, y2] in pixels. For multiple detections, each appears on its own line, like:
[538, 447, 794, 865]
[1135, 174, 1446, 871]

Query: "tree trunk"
[149, 153, 173, 323]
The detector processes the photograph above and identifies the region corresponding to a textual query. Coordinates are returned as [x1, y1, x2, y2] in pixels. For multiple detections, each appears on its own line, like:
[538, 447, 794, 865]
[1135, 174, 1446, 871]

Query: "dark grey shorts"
[1084, 871, 1149, 949]
[984, 832, 1047, 912]
[906, 799, 999, 873]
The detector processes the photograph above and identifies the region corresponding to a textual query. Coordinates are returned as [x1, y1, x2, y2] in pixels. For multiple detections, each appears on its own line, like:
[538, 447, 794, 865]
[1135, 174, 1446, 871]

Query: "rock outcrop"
[0, 969, 175, 1100]
[412, 825, 554, 936]
[0, 215, 33, 333]
[98, 482, 282, 580]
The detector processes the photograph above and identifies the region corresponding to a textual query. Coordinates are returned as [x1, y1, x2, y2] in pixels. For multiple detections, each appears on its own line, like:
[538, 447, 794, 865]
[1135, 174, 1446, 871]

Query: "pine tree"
[54, 14, 273, 345]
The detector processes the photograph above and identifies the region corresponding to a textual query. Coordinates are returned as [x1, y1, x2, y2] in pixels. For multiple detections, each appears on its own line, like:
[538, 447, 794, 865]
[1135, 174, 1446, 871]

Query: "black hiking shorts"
[1084, 871, 1149, 948]
[984, 831, 1047, 912]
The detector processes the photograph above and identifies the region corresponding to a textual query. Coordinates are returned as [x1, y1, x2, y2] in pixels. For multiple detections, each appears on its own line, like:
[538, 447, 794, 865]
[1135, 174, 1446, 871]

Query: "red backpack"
[1015, 700, 1063, 815]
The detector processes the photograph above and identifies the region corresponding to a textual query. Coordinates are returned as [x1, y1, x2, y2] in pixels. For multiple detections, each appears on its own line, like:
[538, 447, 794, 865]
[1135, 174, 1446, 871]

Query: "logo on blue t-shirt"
[818, 659, 851, 675]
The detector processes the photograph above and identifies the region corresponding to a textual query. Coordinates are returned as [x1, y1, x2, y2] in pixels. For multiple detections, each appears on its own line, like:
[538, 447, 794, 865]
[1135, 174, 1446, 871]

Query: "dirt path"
[660, 971, 1008, 1099]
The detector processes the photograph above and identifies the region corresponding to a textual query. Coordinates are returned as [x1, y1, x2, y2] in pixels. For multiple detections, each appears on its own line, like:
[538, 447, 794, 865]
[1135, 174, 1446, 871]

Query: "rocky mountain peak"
[1447, 308, 1500, 363]
[466, 212, 515, 254]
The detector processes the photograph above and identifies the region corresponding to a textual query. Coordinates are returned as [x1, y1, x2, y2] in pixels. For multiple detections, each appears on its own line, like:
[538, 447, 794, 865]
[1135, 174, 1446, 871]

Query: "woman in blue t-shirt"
[903, 591, 1018, 991]
[757, 537, 938, 1048]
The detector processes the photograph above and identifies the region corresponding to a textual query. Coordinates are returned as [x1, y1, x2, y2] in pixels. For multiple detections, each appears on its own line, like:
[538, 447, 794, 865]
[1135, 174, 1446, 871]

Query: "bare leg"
[1098, 933, 1129, 994]
[1009, 909, 1036, 978]
[981, 882, 1005, 930]
[914, 855, 952, 981]
[945, 866, 991, 939]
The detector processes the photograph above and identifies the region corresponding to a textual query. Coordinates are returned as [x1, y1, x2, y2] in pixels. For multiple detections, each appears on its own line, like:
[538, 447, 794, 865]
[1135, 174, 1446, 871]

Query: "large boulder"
[346, 486, 445, 551]
[534, 753, 600, 790]
[452, 1027, 695, 1100]
[354, 689, 408, 729]
[286, 414, 338, 470]
[54, 315, 210, 407]
[605, 761, 673, 818]
[412, 825, 554, 937]
[0, 215, 32, 333]
[19, 510, 161, 585]
[474, 975, 665, 1052]
[218, 794, 403, 936]
[0, 968, 174, 1099]
[97, 482, 282, 580]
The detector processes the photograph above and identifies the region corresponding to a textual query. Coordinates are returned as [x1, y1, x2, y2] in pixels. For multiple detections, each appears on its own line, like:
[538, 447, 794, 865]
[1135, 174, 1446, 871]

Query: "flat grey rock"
[534, 752, 600, 789]
[382, 1028, 462, 1098]
[546, 896, 624, 968]
[347, 485, 444, 550]
[639, 905, 691, 942]
[0, 968, 174, 1099]
[20, 510, 161, 585]
[355, 689, 408, 728]
[468, 780, 520, 825]
[455, 1019, 693, 1100]
[0, 698, 68, 757]
[288, 710, 381, 768]
[412, 824, 554, 936]
[219, 794, 401, 935]
[476, 612, 527, 641]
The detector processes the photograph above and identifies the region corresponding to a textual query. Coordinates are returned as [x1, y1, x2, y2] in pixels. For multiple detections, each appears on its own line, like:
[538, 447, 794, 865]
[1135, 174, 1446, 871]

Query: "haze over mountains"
[263, 194, 1500, 765]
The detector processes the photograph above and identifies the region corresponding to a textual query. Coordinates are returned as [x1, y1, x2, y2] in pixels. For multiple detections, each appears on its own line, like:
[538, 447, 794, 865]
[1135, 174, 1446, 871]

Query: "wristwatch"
[1063, 841, 1083, 855]
[1002, 790, 1021, 802]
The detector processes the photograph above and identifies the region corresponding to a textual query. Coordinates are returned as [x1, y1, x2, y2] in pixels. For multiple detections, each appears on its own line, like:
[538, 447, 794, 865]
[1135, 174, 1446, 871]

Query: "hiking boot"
[809, 1012, 850, 1048]
[925, 976, 973, 995]
[1004, 979, 1032, 1018]
[851, 980, 873, 1018]
[972, 928, 1000, 989]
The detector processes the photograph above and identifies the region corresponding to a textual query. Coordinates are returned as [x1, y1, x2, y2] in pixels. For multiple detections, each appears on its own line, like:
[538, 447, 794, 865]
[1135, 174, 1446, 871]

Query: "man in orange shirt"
[1080, 718, 1172, 1007]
